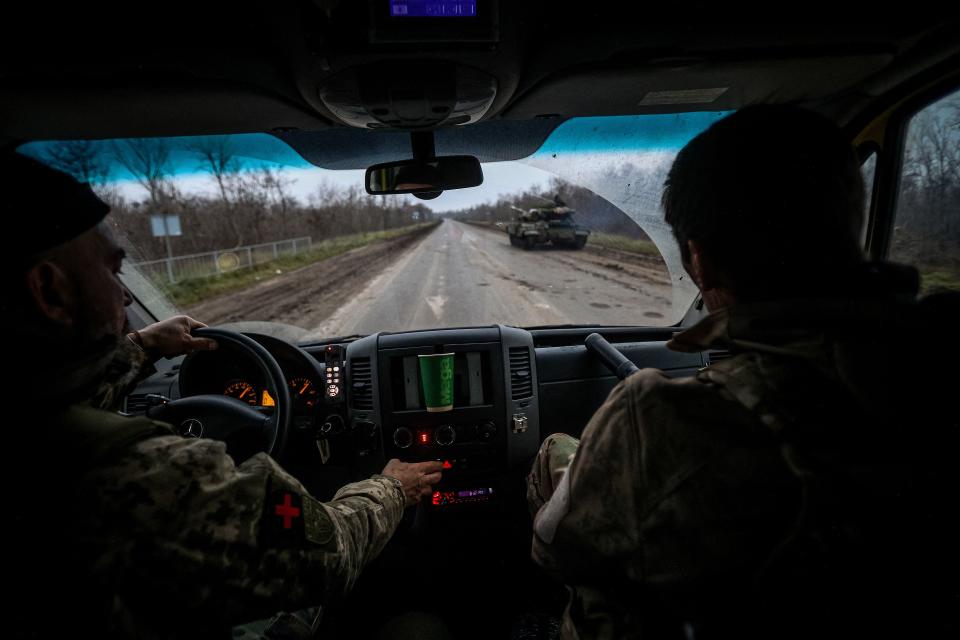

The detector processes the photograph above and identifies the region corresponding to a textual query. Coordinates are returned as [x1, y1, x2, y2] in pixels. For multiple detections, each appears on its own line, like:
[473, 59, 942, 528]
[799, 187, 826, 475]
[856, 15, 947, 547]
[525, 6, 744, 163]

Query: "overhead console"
[302, 0, 508, 129]
[345, 325, 539, 507]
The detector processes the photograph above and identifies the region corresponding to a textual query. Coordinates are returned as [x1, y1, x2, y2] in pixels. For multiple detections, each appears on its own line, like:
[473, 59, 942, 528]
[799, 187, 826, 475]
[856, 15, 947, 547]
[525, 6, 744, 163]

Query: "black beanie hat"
[2, 152, 110, 263]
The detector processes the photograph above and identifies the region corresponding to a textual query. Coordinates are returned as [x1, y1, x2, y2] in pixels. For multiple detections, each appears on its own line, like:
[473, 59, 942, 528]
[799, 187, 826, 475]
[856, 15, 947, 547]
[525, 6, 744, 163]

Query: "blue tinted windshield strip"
[18, 133, 311, 183]
[535, 111, 730, 155]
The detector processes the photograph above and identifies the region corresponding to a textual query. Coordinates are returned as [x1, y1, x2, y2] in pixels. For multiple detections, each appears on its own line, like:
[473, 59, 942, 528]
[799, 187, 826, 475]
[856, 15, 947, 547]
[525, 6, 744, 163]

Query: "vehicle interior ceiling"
[4, 2, 959, 636]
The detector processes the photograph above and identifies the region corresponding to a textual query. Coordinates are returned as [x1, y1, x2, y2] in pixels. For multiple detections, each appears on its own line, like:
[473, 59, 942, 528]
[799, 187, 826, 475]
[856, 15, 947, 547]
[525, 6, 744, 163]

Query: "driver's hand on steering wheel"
[129, 315, 219, 360]
[381, 459, 444, 507]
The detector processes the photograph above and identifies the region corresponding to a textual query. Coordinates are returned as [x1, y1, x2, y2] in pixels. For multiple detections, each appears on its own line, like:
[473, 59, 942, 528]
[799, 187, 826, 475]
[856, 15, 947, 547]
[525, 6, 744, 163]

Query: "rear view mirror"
[365, 156, 483, 196]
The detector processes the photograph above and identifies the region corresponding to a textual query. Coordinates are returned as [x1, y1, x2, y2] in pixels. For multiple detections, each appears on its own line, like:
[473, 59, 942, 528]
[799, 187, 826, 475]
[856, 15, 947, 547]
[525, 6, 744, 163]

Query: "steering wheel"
[146, 328, 292, 463]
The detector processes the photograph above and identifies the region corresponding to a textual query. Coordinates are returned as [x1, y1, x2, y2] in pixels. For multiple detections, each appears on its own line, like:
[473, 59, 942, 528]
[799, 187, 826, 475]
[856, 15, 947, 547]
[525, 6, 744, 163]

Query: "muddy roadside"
[464, 222, 670, 287]
[184, 224, 437, 327]
[574, 244, 671, 285]
[465, 221, 671, 285]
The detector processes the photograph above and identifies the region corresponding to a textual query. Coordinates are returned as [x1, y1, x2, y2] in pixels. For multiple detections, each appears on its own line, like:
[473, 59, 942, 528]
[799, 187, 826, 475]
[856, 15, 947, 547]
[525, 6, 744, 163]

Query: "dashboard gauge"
[224, 380, 259, 406]
[289, 377, 319, 408]
[261, 389, 276, 407]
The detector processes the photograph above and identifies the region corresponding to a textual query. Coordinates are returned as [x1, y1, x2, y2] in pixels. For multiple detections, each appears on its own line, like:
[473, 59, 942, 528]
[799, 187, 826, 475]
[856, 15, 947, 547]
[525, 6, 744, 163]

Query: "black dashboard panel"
[125, 326, 712, 504]
[535, 341, 705, 439]
[344, 325, 540, 505]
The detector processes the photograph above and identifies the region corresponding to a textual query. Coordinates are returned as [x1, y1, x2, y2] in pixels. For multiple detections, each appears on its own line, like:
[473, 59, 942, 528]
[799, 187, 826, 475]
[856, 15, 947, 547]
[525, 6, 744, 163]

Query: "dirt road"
[184, 225, 437, 331]
[186, 220, 674, 340]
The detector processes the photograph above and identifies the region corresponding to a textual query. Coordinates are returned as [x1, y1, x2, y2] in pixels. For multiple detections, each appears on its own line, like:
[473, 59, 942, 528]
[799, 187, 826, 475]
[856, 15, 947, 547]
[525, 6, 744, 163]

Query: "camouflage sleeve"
[89, 337, 157, 412]
[526, 433, 580, 517]
[86, 434, 405, 628]
[531, 368, 780, 587]
[530, 372, 651, 580]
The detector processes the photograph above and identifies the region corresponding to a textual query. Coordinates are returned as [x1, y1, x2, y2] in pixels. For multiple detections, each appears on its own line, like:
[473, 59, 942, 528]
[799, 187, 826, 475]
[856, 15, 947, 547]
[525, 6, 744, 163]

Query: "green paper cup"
[419, 353, 455, 412]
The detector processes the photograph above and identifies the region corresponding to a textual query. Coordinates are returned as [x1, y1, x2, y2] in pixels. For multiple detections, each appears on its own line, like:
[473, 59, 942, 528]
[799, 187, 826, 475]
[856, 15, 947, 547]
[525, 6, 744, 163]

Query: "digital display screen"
[456, 488, 491, 498]
[432, 487, 493, 506]
[390, 1, 477, 17]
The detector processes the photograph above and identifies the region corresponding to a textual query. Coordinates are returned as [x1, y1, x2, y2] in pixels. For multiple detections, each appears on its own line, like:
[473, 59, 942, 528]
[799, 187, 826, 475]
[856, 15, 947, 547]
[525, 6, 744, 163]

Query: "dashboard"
[129, 324, 708, 510]
[177, 333, 347, 434]
[169, 325, 541, 509]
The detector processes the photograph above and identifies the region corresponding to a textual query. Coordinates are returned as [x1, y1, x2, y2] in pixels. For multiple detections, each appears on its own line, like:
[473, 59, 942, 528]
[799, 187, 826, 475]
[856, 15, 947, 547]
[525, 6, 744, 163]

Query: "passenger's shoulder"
[618, 363, 762, 439]
[582, 369, 690, 440]
[619, 366, 705, 406]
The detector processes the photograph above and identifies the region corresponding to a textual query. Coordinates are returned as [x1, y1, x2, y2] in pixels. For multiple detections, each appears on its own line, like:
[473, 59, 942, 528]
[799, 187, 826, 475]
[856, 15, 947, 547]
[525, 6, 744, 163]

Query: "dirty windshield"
[20, 112, 728, 342]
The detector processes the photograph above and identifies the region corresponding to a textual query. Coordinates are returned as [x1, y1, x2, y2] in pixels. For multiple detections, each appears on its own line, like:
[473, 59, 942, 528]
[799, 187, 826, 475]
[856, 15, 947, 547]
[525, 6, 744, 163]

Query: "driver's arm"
[93, 316, 217, 413]
[126, 315, 218, 360]
[84, 434, 409, 628]
[89, 336, 157, 412]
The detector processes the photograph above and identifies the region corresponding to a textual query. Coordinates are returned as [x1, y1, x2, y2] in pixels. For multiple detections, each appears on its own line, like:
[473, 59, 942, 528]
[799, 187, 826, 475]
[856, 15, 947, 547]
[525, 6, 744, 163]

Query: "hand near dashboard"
[381, 459, 444, 507]
[129, 315, 219, 359]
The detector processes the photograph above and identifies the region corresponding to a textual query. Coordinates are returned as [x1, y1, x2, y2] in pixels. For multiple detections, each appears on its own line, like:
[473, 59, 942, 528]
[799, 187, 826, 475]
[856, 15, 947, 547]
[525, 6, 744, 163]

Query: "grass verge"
[587, 231, 659, 256]
[158, 223, 437, 308]
[920, 267, 960, 295]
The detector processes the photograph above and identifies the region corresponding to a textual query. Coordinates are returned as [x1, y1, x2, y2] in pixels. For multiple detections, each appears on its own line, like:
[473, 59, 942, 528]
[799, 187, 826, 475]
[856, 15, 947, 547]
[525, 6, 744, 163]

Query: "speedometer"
[224, 380, 259, 406]
[288, 377, 319, 408]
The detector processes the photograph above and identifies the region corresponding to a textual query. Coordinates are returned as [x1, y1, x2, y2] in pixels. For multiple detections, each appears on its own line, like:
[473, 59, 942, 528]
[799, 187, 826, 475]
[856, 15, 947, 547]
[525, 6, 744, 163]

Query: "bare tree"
[900, 97, 960, 238]
[890, 92, 960, 271]
[189, 136, 247, 246]
[111, 138, 178, 208]
[190, 137, 239, 201]
[43, 140, 110, 186]
[256, 165, 296, 217]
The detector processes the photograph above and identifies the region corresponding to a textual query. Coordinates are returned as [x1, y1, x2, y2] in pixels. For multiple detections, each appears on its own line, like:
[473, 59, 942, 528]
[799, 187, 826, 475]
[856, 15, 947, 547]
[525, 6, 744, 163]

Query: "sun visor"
[504, 54, 894, 119]
[274, 118, 564, 170]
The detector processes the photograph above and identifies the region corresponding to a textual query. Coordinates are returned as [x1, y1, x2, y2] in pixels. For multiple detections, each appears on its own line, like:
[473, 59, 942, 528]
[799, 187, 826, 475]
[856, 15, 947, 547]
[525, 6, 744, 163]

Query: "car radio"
[344, 327, 541, 494]
[431, 486, 494, 507]
[379, 344, 504, 490]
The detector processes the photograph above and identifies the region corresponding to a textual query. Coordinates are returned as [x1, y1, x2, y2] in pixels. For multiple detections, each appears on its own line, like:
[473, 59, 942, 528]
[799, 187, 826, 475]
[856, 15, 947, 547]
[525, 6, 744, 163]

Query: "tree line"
[39, 137, 437, 262]
[892, 91, 960, 274]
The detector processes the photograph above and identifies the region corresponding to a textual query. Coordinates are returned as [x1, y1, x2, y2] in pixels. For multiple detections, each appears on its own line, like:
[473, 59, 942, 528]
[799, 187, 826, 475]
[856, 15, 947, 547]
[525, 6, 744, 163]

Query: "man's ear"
[686, 239, 718, 292]
[24, 260, 77, 329]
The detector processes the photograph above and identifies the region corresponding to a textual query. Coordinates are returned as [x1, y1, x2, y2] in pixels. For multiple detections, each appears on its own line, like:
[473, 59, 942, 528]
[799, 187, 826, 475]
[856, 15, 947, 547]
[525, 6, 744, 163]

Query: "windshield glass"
[19, 111, 728, 341]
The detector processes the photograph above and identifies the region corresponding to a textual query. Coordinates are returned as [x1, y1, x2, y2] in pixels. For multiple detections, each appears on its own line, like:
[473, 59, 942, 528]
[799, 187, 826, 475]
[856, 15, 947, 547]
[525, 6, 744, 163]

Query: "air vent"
[350, 357, 374, 410]
[125, 394, 150, 415]
[707, 350, 733, 365]
[508, 347, 533, 400]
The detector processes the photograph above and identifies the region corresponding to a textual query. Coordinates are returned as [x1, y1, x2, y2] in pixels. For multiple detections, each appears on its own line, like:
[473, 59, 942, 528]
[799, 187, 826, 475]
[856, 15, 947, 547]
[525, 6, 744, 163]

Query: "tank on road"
[505, 196, 590, 250]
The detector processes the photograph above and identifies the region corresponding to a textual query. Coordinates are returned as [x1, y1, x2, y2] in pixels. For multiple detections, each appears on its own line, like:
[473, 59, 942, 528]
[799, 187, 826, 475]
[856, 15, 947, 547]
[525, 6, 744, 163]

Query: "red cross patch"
[263, 485, 305, 545]
[262, 482, 335, 549]
[274, 493, 301, 529]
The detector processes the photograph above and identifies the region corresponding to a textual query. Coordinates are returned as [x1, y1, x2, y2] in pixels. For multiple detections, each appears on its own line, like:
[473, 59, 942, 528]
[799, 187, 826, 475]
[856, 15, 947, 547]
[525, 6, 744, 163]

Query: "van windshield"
[19, 111, 730, 341]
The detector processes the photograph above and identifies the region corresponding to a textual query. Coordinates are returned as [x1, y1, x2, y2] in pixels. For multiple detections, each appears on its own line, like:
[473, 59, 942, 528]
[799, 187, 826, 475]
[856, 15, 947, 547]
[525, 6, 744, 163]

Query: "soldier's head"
[662, 105, 865, 310]
[3, 153, 132, 345]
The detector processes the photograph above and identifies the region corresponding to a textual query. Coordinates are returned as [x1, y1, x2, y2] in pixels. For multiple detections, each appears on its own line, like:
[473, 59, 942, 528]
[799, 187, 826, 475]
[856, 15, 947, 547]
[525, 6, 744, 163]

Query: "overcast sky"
[24, 112, 730, 213]
[113, 160, 559, 213]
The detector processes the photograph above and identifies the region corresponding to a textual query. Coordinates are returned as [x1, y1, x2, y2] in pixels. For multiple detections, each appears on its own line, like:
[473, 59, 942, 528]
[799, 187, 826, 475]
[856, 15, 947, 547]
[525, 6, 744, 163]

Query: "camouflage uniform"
[527, 266, 954, 639]
[11, 337, 405, 638]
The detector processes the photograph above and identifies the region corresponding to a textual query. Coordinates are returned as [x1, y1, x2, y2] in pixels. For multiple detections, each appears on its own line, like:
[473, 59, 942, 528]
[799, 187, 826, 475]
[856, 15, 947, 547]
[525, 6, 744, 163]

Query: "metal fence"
[132, 236, 313, 284]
